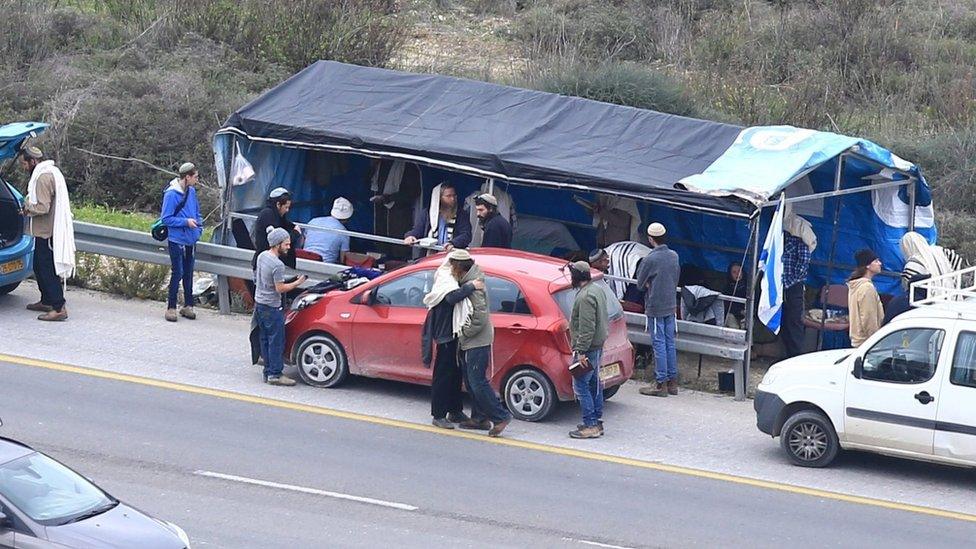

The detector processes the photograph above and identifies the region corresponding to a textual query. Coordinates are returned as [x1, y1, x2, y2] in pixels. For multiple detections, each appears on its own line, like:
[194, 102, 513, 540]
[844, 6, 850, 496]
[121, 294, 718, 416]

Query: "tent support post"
[217, 138, 235, 315]
[908, 181, 917, 231]
[740, 217, 760, 401]
[817, 153, 847, 350]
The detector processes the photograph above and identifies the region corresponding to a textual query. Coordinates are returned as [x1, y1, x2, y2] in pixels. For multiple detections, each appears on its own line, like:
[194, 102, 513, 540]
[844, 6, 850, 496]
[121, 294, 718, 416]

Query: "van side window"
[861, 328, 944, 384]
[484, 276, 531, 314]
[951, 331, 976, 389]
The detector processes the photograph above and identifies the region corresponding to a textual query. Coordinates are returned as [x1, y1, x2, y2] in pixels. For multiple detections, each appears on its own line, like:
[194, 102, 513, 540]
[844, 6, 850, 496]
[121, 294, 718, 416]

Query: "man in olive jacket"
[568, 261, 608, 439]
[450, 249, 512, 437]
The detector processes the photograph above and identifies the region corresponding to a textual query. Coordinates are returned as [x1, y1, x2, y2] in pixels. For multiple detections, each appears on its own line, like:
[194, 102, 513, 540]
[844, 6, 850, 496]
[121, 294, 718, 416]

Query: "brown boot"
[458, 418, 492, 431]
[667, 378, 679, 396]
[639, 382, 668, 397]
[179, 307, 196, 320]
[165, 309, 178, 322]
[569, 425, 601, 439]
[488, 418, 511, 438]
[26, 302, 53, 312]
[37, 308, 67, 322]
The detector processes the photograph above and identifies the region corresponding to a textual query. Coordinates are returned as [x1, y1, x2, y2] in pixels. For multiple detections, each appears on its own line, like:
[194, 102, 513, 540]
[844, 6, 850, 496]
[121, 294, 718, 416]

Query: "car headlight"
[164, 520, 191, 548]
[291, 293, 324, 311]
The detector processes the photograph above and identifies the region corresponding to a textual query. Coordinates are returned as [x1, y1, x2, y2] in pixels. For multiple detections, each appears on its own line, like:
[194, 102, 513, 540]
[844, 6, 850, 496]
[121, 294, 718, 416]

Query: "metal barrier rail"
[73, 221, 749, 397]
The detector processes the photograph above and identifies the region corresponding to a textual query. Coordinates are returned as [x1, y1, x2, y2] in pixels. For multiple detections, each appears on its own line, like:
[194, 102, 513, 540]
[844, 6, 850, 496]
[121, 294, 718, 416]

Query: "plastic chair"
[803, 284, 850, 350]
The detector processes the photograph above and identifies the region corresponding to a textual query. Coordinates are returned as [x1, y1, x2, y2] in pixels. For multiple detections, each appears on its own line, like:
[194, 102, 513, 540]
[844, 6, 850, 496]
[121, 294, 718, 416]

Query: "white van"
[754, 270, 976, 468]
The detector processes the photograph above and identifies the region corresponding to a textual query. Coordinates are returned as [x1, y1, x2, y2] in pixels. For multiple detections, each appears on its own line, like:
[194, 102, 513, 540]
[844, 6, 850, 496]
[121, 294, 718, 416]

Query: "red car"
[284, 249, 634, 422]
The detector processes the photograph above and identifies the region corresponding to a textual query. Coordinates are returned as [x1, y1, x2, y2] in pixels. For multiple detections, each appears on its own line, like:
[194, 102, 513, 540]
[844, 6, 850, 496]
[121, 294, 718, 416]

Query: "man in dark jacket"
[250, 187, 299, 365]
[252, 187, 299, 270]
[636, 223, 681, 398]
[404, 183, 472, 252]
[474, 193, 512, 248]
[567, 261, 608, 439]
[421, 261, 485, 429]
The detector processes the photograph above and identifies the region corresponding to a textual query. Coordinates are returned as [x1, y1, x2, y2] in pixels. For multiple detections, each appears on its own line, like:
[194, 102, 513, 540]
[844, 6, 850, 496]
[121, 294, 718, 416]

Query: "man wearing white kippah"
[636, 222, 680, 398]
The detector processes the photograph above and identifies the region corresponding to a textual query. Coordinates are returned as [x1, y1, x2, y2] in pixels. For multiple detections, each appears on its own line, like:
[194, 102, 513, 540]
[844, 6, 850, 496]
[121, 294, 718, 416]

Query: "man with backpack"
[161, 163, 203, 322]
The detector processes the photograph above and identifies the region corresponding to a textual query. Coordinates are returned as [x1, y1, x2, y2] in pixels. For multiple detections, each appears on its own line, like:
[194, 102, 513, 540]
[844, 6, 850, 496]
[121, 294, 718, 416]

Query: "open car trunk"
[0, 181, 24, 249]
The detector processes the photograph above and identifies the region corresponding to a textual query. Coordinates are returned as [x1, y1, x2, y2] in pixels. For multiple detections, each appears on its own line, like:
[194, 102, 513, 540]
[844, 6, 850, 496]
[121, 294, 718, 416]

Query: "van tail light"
[547, 319, 573, 355]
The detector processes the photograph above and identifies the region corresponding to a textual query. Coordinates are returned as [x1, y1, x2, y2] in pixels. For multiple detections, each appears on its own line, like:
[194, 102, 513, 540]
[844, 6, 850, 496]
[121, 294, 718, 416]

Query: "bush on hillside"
[520, 61, 703, 117]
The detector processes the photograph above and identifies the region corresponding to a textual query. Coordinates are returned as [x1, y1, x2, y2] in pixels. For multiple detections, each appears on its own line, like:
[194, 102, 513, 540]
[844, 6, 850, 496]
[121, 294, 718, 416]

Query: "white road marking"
[194, 470, 418, 511]
[563, 538, 636, 549]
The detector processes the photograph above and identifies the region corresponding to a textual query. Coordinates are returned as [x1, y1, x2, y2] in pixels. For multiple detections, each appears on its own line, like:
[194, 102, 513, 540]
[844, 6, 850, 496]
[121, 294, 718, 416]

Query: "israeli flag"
[758, 195, 786, 334]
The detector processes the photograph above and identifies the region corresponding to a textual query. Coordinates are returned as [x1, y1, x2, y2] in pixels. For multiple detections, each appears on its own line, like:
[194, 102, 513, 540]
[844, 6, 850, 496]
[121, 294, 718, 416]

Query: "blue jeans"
[649, 314, 678, 383]
[167, 241, 195, 309]
[461, 345, 511, 423]
[256, 303, 285, 380]
[573, 348, 604, 427]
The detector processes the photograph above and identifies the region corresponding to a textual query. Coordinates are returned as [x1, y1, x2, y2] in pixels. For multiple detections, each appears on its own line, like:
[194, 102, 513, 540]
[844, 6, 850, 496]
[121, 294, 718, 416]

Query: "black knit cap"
[855, 248, 879, 267]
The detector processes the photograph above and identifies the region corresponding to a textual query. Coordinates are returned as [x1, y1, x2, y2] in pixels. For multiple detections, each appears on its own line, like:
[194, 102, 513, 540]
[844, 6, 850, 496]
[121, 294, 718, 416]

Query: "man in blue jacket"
[161, 162, 203, 322]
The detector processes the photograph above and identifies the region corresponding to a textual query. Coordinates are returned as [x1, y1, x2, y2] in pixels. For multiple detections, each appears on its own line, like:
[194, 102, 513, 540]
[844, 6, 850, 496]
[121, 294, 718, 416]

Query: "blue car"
[0, 122, 48, 297]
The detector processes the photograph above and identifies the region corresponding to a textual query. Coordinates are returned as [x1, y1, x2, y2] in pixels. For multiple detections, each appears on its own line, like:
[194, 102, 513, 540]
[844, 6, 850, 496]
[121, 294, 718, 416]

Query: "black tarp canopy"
[221, 61, 750, 216]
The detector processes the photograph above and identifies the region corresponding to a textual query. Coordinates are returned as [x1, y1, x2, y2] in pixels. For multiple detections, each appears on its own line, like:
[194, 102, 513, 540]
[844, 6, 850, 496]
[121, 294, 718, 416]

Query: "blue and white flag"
[758, 195, 786, 333]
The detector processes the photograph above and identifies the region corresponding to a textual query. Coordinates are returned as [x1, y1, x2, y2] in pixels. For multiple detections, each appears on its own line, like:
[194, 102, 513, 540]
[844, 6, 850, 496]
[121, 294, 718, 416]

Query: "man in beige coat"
[19, 146, 70, 321]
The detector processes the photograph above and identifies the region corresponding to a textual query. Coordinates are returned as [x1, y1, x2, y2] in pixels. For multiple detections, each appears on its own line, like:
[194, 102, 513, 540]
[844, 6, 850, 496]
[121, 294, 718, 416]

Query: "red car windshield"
[552, 279, 623, 321]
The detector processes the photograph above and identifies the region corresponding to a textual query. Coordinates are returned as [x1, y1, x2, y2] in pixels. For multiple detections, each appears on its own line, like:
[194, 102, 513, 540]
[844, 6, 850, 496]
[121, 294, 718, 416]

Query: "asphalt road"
[0, 360, 973, 548]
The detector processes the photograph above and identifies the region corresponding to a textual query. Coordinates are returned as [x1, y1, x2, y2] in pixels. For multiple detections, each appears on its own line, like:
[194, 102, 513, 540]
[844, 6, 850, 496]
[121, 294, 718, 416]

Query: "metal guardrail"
[74, 221, 749, 396]
[73, 220, 345, 283]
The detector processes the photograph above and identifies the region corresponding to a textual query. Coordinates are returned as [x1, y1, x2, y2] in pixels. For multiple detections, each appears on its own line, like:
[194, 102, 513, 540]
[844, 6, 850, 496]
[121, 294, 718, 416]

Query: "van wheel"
[602, 385, 619, 400]
[504, 368, 555, 422]
[0, 281, 20, 296]
[780, 410, 839, 467]
[295, 334, 349, 388]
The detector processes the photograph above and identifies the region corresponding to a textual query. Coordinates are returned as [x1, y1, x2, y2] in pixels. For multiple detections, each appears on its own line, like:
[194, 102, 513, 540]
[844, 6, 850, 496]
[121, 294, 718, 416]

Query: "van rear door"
[934, 330, 976, 463]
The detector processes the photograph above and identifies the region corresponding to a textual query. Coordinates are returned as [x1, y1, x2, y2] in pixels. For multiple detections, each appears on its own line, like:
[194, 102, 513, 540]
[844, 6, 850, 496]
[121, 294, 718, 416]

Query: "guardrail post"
[217, 275, 231, 315]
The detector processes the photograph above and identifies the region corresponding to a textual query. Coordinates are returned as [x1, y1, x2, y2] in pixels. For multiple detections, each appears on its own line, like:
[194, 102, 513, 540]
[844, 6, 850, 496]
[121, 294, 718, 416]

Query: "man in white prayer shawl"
[20, 146, 75, 321]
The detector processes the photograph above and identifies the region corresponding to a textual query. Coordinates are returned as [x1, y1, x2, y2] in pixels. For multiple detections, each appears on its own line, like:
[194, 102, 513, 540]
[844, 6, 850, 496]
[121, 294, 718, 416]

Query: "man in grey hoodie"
[449, 249, 512, 437]
[636, 223, 681, 398]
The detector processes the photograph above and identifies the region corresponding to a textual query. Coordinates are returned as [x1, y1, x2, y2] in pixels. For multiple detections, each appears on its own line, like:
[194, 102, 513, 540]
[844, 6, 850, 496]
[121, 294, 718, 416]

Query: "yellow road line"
[2, 352, 975, 524]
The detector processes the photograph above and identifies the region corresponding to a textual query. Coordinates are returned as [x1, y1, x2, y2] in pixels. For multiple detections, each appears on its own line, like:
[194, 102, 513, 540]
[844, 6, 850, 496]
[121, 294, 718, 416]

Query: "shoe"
[639, 382, 669, 397]
[432, 417, 455, 429]
[266, 376, 296, 386]
[488, 418, 511, 437]
[667, 378, 679, 396]
[569, 425, 601, 439]
[447, 412, 470, 424]
[26, 302, 53, 312]
[179, 307, 196, 320]
[37, 308, 67, 322]
[458, 418, 492, 431]
[577, 421, 605, 436]
[165, 309, 178, 322]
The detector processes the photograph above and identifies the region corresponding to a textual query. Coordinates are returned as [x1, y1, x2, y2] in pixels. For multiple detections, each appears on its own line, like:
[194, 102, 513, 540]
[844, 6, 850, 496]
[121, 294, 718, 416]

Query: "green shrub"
[519, 61, 702, 116]
[99, 258, 169, 301]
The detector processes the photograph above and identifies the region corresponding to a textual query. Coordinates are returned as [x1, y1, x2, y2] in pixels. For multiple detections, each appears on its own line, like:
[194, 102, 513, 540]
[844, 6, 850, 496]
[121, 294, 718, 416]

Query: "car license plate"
[0, 258, 24, 275]
[599, 361, 621, 381]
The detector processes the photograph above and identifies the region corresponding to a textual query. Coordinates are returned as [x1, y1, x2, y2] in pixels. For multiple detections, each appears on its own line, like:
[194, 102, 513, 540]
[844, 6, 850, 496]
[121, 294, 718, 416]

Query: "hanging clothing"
[593, 195, 641, 246]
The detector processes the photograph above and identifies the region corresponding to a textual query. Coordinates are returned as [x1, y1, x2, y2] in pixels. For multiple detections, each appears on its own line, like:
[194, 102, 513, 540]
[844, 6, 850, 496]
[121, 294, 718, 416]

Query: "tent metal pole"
[908, 181, 917, 231]
[758, 178, 912, 208]
[817, 153, 847, 350]
[740, 217, 760, 401]
[217, 138, 235, 315]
